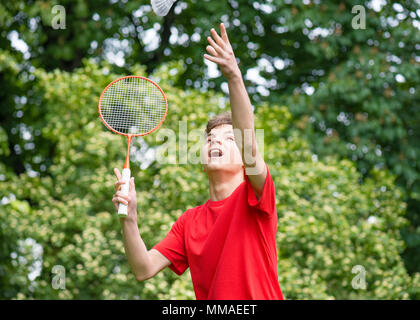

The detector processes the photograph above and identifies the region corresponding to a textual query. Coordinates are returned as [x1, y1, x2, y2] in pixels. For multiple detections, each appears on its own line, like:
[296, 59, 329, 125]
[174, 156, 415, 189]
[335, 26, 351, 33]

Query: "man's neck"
[208, 169, 244, 202]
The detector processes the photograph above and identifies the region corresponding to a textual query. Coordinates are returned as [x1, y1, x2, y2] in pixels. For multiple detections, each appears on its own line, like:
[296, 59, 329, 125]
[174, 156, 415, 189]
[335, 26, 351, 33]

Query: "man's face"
[202, 124, 243, 173]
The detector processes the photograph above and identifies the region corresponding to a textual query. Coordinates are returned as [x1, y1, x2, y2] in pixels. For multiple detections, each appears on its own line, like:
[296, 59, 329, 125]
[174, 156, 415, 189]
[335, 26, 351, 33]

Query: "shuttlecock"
[151, 0, 176, 16]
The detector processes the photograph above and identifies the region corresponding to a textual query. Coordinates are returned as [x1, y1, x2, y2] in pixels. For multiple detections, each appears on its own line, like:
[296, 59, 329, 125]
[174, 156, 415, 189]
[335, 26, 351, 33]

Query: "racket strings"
[100, 77, 166, 135]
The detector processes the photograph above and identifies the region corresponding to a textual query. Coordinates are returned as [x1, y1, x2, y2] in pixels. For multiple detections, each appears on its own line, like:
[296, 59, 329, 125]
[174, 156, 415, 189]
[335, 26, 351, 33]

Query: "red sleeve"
[245, 164, 277, 219]
[152, 213, 189, 275]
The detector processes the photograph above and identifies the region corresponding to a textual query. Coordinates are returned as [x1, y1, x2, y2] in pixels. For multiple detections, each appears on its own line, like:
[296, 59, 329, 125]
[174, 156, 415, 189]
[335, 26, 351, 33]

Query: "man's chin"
[204, 160, 243, 173]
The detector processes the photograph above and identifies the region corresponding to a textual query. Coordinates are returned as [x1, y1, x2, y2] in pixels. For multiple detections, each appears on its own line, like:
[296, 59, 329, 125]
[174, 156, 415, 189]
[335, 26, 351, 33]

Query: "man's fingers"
[220, 23, 230, 43]
[113, 196, 128, 205]
[206, 45, 217, 56]
[115, 191, 129, 199]
[129, 177, 135, 192]
[114, 180, 125, 191]
[210, 28, 225, 48]
[114, 168, 122, 180]
[207, 36, 224, 55]
[204, 54, 223, 65]
[113, 192, 129, 202]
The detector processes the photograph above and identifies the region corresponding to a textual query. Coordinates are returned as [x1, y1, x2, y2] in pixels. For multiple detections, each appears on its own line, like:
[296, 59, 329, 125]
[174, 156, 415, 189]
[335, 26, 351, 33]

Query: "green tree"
[0, 56, 418, 299]
[2, 0, 419, 273]
[282, 2, 420, 274]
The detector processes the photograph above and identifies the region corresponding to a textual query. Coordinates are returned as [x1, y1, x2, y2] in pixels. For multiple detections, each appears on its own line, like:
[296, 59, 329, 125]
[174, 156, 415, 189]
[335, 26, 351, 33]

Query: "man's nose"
[210, 137, 222, 145]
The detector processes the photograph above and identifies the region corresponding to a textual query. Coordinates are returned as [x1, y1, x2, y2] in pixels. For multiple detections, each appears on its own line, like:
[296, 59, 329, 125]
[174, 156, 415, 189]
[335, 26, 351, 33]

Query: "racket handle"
[118, 168, 131, 216]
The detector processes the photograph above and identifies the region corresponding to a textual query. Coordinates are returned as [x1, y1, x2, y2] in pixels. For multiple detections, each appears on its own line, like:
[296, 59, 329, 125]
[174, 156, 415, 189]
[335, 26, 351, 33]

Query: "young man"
[112, 23, 284, 300]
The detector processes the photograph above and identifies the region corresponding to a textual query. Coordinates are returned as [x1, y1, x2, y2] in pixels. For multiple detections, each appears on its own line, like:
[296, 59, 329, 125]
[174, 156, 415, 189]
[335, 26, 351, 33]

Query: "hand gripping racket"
[99, 76, 167, 216]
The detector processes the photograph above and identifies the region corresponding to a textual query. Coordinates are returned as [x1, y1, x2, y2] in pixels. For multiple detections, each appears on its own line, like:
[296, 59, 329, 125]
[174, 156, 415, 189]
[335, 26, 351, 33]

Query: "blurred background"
[0, 0, 419, 299]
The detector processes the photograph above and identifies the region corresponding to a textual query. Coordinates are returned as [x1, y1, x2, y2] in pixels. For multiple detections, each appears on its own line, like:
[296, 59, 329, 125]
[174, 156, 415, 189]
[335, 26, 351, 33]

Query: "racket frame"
[98, 75, 167, 216]
[98, 75, 167, 138]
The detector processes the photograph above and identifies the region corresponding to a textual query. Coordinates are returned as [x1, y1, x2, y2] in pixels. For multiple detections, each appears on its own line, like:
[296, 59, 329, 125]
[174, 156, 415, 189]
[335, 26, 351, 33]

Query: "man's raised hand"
[204, 23, 241, 81]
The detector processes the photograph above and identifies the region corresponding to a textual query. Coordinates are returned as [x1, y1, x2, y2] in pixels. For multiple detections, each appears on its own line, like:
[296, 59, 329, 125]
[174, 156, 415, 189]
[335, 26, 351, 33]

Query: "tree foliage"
[0, 57, 418, 299]
[1, 0, 419, 274]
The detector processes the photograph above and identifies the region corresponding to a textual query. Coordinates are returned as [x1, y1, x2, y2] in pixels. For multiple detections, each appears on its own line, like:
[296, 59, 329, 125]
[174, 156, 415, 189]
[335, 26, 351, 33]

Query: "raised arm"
[112, 168, 170, 281]
[204, 23, 266, 197]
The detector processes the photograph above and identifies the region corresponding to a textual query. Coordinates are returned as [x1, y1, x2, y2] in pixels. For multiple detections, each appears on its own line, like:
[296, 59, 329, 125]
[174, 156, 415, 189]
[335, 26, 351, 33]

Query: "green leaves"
[0, 57, 418, 299]
[1, 0, 419, 299]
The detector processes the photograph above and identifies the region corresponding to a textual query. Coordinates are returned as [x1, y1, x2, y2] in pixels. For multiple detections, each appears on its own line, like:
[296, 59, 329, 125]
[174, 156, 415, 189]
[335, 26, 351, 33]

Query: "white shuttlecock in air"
[151, 0, 176, 16]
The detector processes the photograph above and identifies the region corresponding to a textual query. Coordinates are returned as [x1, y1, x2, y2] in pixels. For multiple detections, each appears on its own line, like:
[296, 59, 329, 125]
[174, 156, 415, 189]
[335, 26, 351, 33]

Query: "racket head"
[98, 76, 167, 137]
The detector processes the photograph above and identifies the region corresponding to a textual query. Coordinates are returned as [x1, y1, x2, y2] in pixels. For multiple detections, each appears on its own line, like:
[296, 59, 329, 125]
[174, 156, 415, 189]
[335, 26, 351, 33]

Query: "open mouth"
[209, 148, 223, 158]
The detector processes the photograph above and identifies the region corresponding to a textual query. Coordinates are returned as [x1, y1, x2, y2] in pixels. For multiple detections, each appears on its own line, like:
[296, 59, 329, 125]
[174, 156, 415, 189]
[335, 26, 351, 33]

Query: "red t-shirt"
[153, 166, 284, 300]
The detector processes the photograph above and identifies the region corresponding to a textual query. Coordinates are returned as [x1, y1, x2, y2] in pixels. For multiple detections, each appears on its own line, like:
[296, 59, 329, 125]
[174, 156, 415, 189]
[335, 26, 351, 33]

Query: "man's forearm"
[228, 73, 261, 168]
[120, 218, 152, 281]
[228, 74, 255, 133]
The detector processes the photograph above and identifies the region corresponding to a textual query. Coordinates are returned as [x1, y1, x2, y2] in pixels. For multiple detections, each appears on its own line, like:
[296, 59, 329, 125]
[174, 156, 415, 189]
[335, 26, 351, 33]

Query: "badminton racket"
[98, 76, 167, 216]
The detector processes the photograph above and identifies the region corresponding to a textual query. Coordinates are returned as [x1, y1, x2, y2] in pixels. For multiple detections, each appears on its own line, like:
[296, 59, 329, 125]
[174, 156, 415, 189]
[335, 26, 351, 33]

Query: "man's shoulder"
[179, 202, 207, 219]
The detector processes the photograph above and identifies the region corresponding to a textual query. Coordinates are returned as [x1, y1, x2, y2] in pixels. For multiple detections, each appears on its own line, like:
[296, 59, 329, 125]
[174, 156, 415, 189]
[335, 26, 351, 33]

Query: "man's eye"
[227, 137, 234, 141]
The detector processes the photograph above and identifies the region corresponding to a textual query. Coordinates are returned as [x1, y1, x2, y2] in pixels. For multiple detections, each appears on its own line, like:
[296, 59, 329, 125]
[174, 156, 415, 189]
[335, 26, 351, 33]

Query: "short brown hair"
[205, 112, 232, 135]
